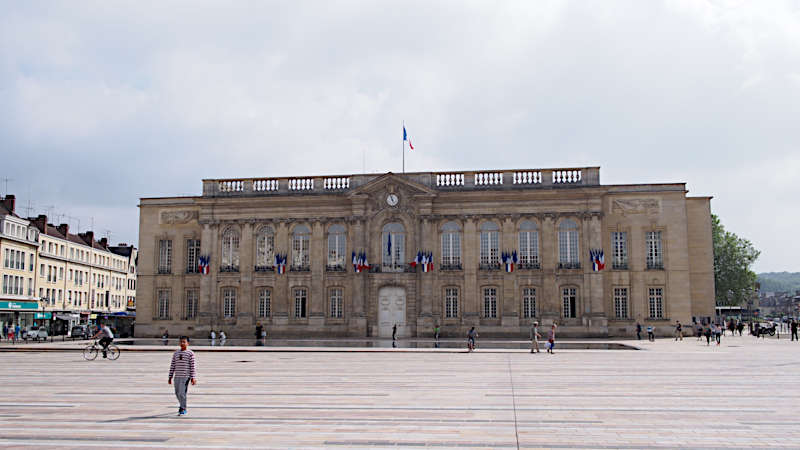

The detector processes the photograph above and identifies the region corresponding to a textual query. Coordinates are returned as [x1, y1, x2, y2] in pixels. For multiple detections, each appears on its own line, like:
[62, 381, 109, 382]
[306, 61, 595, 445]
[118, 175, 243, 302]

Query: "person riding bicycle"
[92, 323, 114, 358]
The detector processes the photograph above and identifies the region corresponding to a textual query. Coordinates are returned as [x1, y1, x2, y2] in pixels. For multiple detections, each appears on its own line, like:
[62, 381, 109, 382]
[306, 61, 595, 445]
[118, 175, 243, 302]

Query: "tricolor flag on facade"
[352, 251, 359, 273]
[426, 252, 434, 272]
[590, 249, 605, 272]
[275, 254, 287, 274]
[502, 251, 518, 273]
[410, 251, 422, 268]
[198, 255, 210, 275]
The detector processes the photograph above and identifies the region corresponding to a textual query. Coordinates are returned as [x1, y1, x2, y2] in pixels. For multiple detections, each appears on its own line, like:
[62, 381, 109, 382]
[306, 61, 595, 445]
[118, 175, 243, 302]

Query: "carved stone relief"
[160, 210, 199, 224]
[612, 198, 661, 215]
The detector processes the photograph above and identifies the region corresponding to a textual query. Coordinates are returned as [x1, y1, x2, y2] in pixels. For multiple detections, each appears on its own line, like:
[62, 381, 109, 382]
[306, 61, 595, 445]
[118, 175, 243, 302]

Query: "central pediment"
[348, 172, 438, 198]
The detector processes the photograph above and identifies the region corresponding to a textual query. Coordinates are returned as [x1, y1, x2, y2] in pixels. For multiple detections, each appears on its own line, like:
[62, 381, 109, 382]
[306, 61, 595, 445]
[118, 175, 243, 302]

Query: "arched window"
[292, 225, 311, 269]
[221, 228, 240, 271]
[518, 220, 539, 268]
[441, 221, 461, 269]
[382, 222, 405, 270]
[255, 226, 275, 270]
[479, 222, 500, 268]
[327, 224, 347, 269]
[558, 220, 579, 268]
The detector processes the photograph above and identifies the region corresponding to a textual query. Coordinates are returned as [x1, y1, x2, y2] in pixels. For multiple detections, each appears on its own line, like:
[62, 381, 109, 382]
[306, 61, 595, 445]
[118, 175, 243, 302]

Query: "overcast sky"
[1, 1, 798, 272]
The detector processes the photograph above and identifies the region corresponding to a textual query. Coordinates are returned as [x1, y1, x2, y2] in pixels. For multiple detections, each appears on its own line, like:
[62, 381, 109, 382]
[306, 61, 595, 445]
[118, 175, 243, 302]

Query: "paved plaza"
[0, 335, 798, 449]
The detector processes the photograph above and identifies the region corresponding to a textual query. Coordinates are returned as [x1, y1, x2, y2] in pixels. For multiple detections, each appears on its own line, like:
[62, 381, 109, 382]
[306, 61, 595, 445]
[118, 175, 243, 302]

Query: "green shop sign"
[0, 301, 40, 311]
[34, 312, 52, 319]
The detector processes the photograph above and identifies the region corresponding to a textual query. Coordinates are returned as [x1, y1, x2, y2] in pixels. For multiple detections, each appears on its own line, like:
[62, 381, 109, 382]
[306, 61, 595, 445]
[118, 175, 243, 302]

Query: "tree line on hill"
[756, 272, 800, 294]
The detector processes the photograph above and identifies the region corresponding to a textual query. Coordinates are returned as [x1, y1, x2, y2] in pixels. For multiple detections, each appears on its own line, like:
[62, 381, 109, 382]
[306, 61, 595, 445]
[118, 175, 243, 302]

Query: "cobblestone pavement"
[0, 334, 798, 449]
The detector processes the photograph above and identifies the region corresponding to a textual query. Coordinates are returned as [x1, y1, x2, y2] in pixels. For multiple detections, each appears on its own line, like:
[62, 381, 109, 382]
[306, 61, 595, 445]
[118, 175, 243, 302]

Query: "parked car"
[25, 326, 48, 341]
[70, 325, 89, 340]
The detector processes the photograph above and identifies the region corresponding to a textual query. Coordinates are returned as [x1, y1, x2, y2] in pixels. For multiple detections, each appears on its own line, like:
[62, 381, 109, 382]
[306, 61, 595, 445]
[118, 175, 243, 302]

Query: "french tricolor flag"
[403, 125, 414, 150]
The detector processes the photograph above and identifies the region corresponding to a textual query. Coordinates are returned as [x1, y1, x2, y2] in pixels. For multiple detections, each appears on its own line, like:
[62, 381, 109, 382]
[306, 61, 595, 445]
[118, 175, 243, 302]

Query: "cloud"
[0, 0, 798, 272]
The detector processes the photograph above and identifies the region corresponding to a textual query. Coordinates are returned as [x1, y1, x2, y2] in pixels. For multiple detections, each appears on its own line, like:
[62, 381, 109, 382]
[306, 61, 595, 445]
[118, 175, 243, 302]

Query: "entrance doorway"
[378, 286, 406, 338]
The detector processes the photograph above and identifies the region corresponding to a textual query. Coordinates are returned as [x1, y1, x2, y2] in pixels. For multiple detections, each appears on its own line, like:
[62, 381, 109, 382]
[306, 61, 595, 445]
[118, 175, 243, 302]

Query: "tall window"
[294, 288, 307, 318]
[258, 288, 271, 318]
[483, 287, 497, 318]
[614, 287, 628, 319]
[292, 225, 311, 269]
[381, 222, 405, 269]
[518, 221, 540, 268]
[479, 222, 500, 268]
[255, 226, 275, 270]
[562, 287, 577, 318]
[221, 228, 240, 271]
[648, 287, 664, 319]
[327, 225, 346, 269]
[158, 239, 172, 274]
[186, 239, 201, 273]
[441, 222, 461, 268]
[185, 289, 198, 319]
[223, 288, 237, 318]
[445, 287, 459, 318]
[612, 232, 628, 269]
[558, 220, 580, 268]
[523, 287, 536, 318]
[157, 289, 170, 319]
[329, 287, 343, 318]
[646, 231, 663, 269]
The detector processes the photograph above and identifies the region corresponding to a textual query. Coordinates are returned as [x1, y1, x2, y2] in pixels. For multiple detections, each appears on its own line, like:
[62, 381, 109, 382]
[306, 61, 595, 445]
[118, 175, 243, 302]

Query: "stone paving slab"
[0, 334, 798, 448]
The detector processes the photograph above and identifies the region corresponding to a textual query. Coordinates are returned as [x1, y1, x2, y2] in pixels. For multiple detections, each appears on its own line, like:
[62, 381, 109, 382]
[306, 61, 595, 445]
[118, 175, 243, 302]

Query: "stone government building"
[136, 167, 715, 338]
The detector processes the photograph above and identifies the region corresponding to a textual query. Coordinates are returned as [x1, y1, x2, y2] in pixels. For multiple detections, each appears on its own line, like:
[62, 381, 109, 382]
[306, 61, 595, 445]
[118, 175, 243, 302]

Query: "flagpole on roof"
[402, 120, 405, 173]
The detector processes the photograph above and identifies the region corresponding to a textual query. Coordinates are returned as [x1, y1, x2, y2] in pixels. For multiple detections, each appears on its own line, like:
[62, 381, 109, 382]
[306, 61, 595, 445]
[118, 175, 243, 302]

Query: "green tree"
[712, 214, 760, 306]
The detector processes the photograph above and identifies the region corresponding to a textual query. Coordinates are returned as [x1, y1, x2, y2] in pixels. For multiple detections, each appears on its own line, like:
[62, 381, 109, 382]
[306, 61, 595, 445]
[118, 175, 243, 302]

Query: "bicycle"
[83, 340, 120, 360]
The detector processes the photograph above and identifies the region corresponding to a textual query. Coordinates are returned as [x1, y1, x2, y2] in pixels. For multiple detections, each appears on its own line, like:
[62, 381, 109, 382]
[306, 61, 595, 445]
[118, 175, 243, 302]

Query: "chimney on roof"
[1, 195, 15, 214]
[100, 237, 108, 248]
[80, 231, 94, 246]
[119, 243, 128, 247]
[30, 215, 47, 232]
[57, 223, 69, 237]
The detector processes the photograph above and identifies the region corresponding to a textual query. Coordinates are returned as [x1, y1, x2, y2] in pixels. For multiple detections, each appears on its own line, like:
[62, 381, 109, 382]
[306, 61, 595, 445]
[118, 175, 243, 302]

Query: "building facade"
[0, 196, 41, 329]
[136, 167, 715, 338]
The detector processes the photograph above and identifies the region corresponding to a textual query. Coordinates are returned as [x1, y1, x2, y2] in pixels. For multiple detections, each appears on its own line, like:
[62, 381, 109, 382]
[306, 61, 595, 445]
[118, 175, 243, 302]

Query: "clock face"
[386, 194, 399, 206]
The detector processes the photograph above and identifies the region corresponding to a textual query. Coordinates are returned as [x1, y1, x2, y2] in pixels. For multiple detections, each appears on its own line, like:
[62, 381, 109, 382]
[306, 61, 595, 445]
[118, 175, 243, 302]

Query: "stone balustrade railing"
[203, 167, 599, 196]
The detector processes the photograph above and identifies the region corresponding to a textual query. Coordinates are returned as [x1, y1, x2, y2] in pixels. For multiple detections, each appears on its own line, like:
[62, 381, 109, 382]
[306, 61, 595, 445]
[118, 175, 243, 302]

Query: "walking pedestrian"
[209, 329, 216, 346]
[714, 324, 722, 346]
[647, 325, 655, 342]
[530, 322, 541, 353]
[791, 319, 798, 342]
[635, 322, 642, 341]
[2, 324, 7, 340]
[392, 324, 397, 341]
[255, 323, 263, 341]
[674, 321, 683, 341]
[546, 323, 557, 353]
[434, 324, 440, 342]
[467, 327, 477, 351]
[7, 326, 15, 344]
[14, 324, 20, 343]
[704, 324, 711, 346]
[737, 320, 744, 336]
[168, 336, 197, 416]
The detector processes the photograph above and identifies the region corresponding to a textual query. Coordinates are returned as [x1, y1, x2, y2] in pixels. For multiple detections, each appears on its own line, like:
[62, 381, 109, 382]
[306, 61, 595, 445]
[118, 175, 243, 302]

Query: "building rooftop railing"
[202, 167, 600, 197]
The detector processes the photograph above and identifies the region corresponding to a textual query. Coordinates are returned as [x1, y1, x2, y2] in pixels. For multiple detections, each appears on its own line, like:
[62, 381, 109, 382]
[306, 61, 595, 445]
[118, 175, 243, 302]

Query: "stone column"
[540, 214, 558, 325]
[199, 223, 217, 330]
[462, 217, 478, 325]
[273, 221, 289, 326]
[239, 222, 255, 327]
[417, 218, 434, 335]
[309, 220, 325, 327]
[348, 218, 367, 335]
[583, 214, 607, 333]
[501, 216, 519, 327]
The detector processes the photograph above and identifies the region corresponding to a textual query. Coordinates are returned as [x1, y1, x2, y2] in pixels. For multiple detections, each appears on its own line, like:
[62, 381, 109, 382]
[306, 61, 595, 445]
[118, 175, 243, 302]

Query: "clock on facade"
[386, 194, 399, 206]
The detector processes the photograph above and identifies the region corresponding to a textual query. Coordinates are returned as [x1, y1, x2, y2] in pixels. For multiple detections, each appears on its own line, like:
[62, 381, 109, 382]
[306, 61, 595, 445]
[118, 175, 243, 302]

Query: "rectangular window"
[294, 288, 307, 318]
[483, 287, 497, 318]
[646, 231, 663, 269]
[558, 231, 580, 265]
[441, 232, 461, 267]
[480, 232, 499, 266]
[157, 289, 170, 319]
[40, 264, 44, 277]
[519, 231, 539, 267]
[293, 235, 310, 268]
[185, 289, 198, 319]
[329, 287, 343, 318]
[223, 288, 236, 318]
[614, 287, 629, 319]
[445, 287, 459, 319]
[648, 287, 664, 319]
[327, 234, 346, 268]
[612, 231, 628, 269]
[523, 287, 536, 318]
[158, 239, 172, 274]
[29, 253, 33, 271]
[59, 267, 63, 280]
[258, 289, 271, 318]
[2, 275, 6, 294]
[562, 287, 577, 318]
[186, 239, 201, 273]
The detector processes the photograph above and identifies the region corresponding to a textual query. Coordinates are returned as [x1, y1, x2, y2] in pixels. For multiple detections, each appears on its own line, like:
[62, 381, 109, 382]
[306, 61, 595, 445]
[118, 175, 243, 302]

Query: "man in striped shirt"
[168, 336, 197, 416]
